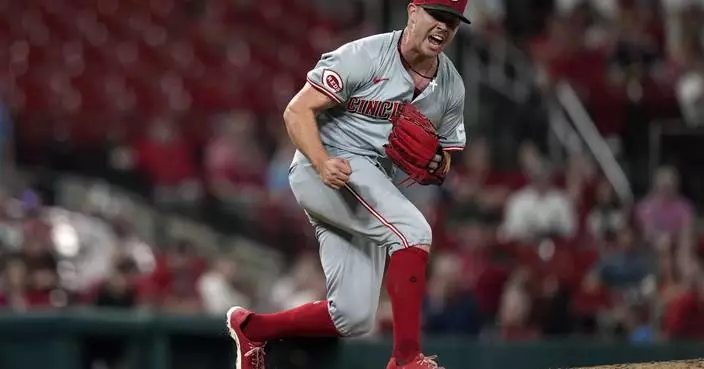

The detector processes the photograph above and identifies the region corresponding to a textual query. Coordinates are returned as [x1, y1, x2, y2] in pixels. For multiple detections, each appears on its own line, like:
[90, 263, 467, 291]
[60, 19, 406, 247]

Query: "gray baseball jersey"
[288, 30, 467, 337]
[305, 30, 466, 157]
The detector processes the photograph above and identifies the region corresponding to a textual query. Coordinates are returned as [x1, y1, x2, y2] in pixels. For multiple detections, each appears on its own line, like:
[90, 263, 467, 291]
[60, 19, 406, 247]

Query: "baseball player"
[227, 1, 469, 368]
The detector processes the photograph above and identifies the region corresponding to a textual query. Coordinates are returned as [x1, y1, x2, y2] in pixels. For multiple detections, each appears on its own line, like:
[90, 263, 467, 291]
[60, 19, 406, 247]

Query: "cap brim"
[419, 4, 471, 24]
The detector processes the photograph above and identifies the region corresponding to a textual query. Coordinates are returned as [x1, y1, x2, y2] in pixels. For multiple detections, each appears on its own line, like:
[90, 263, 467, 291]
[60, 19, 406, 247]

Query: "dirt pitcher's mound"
[575, 360, 704, 369]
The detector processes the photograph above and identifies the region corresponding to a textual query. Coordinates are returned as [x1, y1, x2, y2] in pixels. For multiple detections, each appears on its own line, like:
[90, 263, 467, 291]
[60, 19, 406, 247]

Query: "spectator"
[501, 161, 577, 242]
[259, 126, 313, 252]
[445, 137, 511, 227]
[84, 257, 139, 369]
[636, 166, 694, 244]
[572, 270, 612, 336]
[559, 152, 599, 219]
[595, 224, 656, 292]
[663, 272, 704, 340]
[587, 179, 627, 243]
[0, 191, 24, 251]
[673, 35, 704, 126]
[13, 253, 64, 309]
[148, 241, 205, 314]
[623, 303, 657, 343]
[111, 216, 156, 276]
[466, 0, 505, 36]
[535, 273, 574, 336]
[7, 221, 69, 309]
[266, 126, 299, 215]
[452, 221, 511, 322]
[197, 257, 252, 315]
[92, 257, 139, 309]
[498, 267, 540, 340]
[516, 140, 543, 181]
[0, 251, 26, 308]
[104, 119, 142, 190]
[454, 220, 493, 285]
[205, 112, 267, 217]
[655, 236, 688, 308]
[533, 5, 632, 135]
[676, 57, 704, 126]
[422, 253, 482, 336]
[134, 116, 201, 207]
[635, 166, 696, 278]
[608, 3, 664, 89]
[269, 251, 326, 311]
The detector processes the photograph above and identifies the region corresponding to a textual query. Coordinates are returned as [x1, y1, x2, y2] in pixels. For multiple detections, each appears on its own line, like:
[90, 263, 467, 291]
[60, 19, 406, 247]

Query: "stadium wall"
[1, 311, 702, 369]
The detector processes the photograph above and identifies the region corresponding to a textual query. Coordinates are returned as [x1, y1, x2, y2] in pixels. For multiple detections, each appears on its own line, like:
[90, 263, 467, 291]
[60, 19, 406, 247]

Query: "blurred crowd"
[0, 181, 319, 316]
[390, 139, 704, 343]
[1, 1, 704, 364]
[4, 131, 704, 344]
[472, 0, 704, 128]
[409, 0, 704, 342]
[471, 0, 704, 201]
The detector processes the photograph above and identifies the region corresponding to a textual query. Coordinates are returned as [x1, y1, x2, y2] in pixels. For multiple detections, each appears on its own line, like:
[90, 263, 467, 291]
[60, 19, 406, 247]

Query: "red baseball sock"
[242, 301, 340, 341]
[387, 247, 429, 364]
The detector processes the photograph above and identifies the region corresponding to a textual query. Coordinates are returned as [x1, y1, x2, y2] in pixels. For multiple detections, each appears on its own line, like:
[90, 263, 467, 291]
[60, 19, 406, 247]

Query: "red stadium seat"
[16, 75, 50, 111]
[0, 17, 11, 38]
[11, 0, 343, 144]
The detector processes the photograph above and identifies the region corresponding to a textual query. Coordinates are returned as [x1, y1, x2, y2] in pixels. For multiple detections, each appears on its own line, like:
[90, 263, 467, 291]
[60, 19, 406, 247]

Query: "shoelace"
[244, 345, 266, 369]
[417, 354, 444, 369]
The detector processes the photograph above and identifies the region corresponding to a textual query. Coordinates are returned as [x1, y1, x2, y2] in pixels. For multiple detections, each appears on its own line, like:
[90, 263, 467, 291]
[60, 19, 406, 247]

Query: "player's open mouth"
[428, 34, 444, 46]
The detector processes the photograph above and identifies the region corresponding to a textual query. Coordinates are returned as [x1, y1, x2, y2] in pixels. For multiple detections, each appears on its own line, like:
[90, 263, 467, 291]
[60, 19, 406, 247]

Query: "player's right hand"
[317, 157, 352, 189]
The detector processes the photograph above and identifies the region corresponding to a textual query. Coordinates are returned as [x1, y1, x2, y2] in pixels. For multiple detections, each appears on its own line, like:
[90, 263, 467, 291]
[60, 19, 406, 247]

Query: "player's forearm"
[283, 106, 329, 170]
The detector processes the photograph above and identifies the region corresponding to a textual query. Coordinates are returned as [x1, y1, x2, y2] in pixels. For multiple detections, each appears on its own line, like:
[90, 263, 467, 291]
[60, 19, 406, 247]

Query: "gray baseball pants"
[288, 148, 431, 336]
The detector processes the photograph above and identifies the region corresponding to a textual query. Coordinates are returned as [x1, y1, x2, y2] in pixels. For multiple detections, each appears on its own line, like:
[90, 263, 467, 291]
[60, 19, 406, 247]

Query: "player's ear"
[407, 3, 417, 24]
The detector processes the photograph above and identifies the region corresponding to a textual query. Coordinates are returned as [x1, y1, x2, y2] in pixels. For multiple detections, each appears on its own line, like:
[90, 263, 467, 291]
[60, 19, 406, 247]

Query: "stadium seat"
[9, 0, 340, 144]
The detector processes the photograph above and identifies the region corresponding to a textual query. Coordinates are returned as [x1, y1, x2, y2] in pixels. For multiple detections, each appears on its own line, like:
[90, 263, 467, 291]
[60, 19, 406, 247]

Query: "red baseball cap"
[412, 0, 471, 24]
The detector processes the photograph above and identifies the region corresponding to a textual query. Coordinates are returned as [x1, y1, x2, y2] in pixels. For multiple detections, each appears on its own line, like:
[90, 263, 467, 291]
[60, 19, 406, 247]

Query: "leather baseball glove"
[384, 102, 450, 186]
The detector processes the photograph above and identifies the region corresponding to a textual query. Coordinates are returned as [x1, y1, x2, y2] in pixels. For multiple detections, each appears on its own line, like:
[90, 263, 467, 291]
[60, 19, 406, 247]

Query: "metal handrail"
[459, 27, 633, 203]
[547, 96, 584, 164]
[556, 81, 634, 204]
[455, 24, 634, 205]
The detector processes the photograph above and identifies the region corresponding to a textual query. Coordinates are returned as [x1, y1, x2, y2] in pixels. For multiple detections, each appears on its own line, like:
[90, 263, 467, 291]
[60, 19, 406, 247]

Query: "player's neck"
[399, 29, 437, 75]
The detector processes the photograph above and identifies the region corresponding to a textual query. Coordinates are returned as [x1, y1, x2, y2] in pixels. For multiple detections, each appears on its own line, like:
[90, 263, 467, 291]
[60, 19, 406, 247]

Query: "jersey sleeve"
[306, 42, 372, 105]
[437, 83, 466, 151]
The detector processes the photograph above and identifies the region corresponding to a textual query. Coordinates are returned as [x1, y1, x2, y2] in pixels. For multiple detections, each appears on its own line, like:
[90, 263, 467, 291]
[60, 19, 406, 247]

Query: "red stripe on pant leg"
[344, 184, 409, 248]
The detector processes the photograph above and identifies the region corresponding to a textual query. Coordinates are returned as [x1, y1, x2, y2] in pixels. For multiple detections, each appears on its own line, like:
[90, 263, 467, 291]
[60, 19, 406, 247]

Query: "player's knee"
[340, 310, 376, 337]
[412, 215, 433, 248]
[330, 300, 376, 337]
[392, 215, 433, 252]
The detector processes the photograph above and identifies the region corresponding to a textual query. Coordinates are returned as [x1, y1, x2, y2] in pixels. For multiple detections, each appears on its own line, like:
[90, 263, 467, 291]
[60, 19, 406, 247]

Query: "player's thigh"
[311, 218, 386, 335]
[343, 156, 433, 250]
[289, 152, 431, 250]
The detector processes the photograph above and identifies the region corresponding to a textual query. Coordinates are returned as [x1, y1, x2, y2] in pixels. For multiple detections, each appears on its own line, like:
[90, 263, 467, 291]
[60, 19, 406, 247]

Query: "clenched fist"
[316, 157, 352, 189]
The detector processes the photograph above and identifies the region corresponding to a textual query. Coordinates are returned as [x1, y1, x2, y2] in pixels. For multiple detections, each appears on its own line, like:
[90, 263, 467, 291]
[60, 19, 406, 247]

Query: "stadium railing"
[1, 310, 702, 369]
[53, 173, 286, 291]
